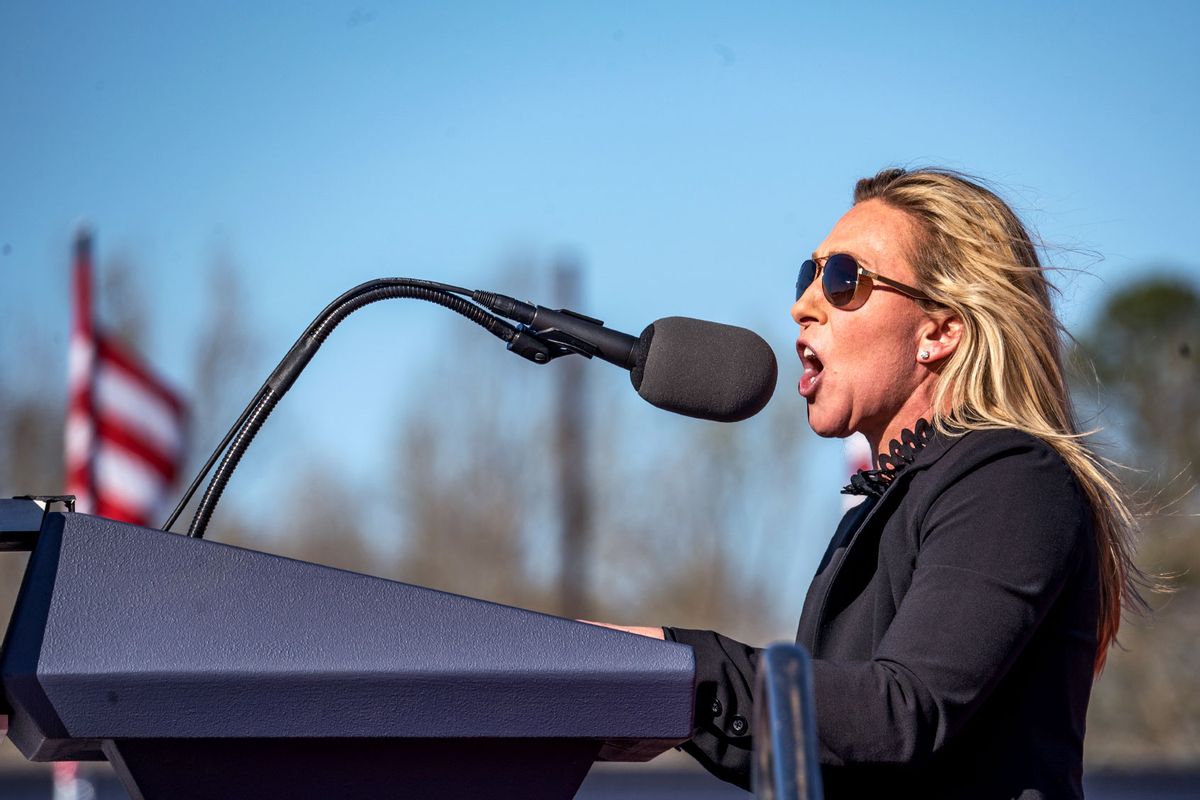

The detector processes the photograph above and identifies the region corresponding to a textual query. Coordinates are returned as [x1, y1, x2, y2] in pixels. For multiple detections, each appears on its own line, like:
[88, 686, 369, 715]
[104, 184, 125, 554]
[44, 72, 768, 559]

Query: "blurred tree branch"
[1072, 274, 1200, 766]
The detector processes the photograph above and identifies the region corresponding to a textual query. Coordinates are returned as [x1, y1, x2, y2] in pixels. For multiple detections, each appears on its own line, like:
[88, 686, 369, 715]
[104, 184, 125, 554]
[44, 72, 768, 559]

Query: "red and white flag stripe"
[65, 230, 187, 527]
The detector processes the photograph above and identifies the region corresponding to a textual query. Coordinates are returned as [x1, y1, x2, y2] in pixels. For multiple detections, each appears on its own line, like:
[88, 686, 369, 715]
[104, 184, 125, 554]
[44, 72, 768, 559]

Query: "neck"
[865, 387, 936, 468]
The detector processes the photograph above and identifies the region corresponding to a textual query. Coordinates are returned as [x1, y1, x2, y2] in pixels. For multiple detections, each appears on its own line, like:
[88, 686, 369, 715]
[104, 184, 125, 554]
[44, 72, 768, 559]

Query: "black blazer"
[667, 426, 1100, 799]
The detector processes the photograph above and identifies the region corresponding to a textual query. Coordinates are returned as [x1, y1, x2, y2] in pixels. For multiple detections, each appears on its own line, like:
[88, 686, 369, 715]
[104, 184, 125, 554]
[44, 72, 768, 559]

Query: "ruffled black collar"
[842, 418, 934, 498]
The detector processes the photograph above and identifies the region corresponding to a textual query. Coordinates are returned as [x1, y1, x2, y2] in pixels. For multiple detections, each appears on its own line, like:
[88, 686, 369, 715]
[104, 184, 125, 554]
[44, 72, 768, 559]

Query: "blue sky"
[2, 2, 1198, 620]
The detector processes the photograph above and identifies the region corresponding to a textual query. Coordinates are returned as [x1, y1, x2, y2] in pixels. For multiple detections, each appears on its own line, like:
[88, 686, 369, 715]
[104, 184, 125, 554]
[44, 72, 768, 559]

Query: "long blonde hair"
[854, 167, 1144, 672]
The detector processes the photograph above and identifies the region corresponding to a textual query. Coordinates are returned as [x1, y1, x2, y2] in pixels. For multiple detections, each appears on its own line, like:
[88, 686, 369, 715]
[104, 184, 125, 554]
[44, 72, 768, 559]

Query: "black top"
[666, 425, 1100, 799]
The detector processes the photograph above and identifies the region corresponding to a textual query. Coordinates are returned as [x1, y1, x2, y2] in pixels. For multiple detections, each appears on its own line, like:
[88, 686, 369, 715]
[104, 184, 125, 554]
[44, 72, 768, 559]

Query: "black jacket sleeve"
[662, 626, 761, 791]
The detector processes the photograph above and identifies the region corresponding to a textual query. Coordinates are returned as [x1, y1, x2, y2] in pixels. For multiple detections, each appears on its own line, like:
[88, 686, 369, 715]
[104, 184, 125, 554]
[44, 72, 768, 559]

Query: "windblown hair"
[853, 166, 1144, 672]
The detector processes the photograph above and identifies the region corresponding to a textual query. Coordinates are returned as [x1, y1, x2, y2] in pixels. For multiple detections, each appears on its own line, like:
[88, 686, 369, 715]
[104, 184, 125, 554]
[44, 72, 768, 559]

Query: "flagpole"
[65, 227, 99, 515]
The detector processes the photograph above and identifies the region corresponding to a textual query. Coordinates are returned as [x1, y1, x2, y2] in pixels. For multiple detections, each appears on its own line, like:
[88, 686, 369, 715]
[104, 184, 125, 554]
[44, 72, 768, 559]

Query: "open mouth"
[798, 344, 824, 398]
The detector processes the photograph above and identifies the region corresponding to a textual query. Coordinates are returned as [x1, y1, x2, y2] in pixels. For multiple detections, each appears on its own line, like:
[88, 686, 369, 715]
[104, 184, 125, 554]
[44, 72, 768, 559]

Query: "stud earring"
[919, 350, 931, 361]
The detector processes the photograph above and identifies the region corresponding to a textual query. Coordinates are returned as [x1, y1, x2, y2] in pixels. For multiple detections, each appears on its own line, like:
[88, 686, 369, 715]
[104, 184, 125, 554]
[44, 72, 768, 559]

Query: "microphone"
[472, 292, 777, 422]
[632, 316, 777, 423]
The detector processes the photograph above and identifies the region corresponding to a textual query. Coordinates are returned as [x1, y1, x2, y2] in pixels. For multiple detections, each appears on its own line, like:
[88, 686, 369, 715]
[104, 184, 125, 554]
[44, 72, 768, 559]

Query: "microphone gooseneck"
[168, 279, 519, 539]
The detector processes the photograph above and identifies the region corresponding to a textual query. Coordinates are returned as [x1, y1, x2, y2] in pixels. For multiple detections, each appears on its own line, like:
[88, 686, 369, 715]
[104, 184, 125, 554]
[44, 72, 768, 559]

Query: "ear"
[917, 313, 963, 364]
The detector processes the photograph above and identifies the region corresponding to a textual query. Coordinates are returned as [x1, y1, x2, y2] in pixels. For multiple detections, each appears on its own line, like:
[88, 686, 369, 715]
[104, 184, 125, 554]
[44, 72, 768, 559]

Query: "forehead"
[814, 199, 919, 275]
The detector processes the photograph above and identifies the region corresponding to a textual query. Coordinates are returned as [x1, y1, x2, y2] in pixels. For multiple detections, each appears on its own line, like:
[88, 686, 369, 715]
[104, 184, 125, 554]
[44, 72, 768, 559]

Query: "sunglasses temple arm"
[871, 273, 931, 302]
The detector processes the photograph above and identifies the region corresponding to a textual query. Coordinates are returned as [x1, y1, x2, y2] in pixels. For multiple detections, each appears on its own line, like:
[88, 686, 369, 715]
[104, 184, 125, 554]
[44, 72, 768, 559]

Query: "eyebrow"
[811, 249, 871, 267]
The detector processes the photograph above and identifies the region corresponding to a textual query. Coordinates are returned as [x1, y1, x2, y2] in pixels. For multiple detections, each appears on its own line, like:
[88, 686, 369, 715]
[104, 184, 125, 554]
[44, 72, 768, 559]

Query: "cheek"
[830, 318, 917, 397]
[830, 326, 884, 377]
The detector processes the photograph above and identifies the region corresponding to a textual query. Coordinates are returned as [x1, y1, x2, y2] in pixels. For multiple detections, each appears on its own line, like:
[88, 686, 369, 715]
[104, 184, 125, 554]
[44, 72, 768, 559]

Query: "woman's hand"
[578, 620, 666, 640]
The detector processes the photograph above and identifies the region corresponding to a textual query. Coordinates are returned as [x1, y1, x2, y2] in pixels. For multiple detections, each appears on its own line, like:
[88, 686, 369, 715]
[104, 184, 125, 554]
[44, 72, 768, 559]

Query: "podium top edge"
[0, 499, 46, 551]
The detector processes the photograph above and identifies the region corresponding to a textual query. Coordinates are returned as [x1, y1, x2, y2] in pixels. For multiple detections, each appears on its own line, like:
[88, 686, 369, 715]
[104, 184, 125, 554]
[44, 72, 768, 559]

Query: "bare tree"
[1073, 274, 1200, 765]
[388, 274, 554, 609]
[99, 250, 149, 352]
[253, 463, 380, 575]
[191, 249, 260, 445]
[394, 402, 550, 608]
[586, 372, 808, 644]
[171, 249, 262, 544]
[0, 331, 65, 691]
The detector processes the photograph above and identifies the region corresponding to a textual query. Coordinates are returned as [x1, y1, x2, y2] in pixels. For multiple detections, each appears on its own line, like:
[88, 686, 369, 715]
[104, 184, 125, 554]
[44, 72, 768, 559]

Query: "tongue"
[800, 362, 822, 395]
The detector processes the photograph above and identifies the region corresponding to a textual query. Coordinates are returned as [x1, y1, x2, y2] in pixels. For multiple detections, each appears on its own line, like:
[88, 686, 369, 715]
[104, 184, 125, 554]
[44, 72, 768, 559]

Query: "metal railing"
[752, 643, 824, 800]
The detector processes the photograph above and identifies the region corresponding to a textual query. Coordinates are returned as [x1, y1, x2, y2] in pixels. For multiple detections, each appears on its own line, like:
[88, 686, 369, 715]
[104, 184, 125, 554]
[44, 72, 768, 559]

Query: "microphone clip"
[507, 323, 599, 364]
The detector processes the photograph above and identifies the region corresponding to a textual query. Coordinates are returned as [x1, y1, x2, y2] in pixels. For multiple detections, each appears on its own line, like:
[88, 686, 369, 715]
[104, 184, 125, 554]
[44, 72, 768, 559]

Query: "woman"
[605, 168, 1143, 799]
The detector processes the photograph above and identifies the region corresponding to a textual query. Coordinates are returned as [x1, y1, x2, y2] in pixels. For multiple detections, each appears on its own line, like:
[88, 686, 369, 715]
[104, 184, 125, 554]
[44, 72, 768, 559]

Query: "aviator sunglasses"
[796, 253, 931, 310]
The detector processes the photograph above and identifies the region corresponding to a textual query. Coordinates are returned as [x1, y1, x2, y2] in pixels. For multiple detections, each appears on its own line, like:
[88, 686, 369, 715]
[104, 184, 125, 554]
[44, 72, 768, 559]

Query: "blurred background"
[1, 1, 1197, 797]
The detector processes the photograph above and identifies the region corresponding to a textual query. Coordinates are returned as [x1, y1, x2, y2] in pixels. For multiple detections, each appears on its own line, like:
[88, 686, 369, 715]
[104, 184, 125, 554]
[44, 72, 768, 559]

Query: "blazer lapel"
[796, 497, 876, 650]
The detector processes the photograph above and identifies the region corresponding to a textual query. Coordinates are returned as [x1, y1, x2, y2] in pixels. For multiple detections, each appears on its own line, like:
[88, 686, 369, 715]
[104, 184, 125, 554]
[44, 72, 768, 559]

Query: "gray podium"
[0, 500, 695, 799]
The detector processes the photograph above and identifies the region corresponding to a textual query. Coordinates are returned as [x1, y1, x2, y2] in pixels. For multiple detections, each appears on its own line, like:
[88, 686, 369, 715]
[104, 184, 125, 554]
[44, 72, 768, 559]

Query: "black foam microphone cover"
[630, 316, 777, 422]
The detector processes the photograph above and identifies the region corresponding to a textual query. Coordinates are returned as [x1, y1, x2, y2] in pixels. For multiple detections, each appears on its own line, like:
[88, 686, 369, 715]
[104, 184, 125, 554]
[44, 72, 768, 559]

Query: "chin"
[804, 402, 854, 440]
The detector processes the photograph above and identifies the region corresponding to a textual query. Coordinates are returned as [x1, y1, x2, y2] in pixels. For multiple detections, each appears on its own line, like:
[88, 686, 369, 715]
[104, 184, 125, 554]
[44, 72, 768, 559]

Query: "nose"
[791, 276, 826, 327]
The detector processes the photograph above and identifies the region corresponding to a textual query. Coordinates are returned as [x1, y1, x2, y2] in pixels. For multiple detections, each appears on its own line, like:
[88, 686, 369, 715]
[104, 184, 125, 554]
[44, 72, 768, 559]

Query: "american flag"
[64, 230, 187, 526]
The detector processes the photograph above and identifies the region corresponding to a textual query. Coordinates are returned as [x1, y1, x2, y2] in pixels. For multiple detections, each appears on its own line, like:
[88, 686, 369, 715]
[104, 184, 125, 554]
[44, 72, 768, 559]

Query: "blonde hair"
[854, 167, 1144, 672]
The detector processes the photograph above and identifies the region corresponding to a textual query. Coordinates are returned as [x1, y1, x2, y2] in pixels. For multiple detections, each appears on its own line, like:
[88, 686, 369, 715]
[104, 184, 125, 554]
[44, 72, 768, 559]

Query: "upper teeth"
[803, 346, 816, 360]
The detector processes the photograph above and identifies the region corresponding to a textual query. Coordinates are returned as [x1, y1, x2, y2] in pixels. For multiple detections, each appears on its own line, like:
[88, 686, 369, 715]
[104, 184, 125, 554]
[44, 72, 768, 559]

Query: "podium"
[0, 501, 695, 799]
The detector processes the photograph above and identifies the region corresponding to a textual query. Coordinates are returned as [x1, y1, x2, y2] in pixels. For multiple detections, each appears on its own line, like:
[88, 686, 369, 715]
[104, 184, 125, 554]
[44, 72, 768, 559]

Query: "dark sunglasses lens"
[823, 254, 859, 307]
[796, 260, 817, 302]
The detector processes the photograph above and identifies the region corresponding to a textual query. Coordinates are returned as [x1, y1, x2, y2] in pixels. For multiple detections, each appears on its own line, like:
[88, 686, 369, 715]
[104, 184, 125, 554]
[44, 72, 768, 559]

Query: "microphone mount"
[472, 290, 639, 369]
[508, 311, 612, 363]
